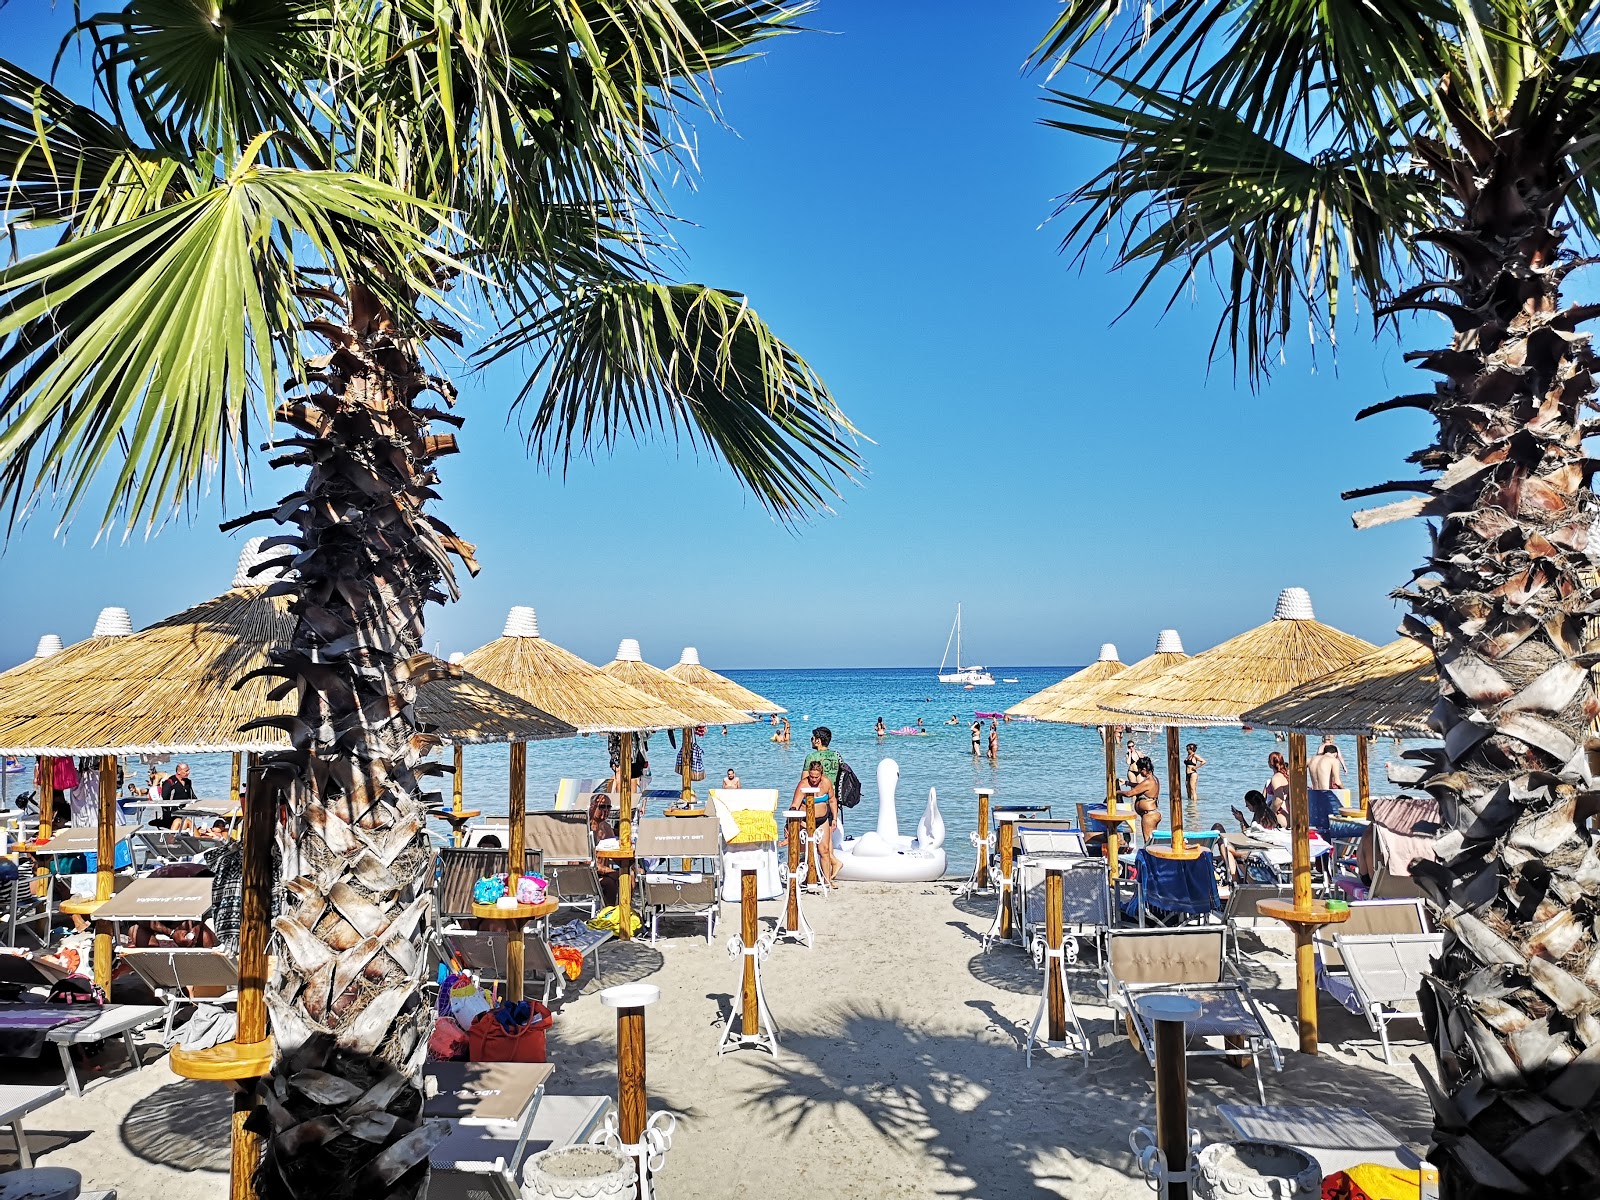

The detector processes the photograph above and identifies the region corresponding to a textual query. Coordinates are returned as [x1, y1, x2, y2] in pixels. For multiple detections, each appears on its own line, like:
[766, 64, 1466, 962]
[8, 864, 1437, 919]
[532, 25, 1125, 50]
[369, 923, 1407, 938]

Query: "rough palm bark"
[1350, 114, 1600, 1198]
[230, 285, 474, 1200]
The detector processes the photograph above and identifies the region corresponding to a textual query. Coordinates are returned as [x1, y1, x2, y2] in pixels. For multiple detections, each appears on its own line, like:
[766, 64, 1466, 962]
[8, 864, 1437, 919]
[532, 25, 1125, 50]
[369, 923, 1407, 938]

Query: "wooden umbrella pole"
[452, 743, 465, 845]
[740, 869, 758, 1036]
[1046, 867, 1065, 1042]
[975, 789, 991, 890]
[618, 732, 634, 851]
[37, 756, 54, 842]
[92, 754, 117, 992]
[785, 814, 801, 932]
[680, 727, 694, 804]
[508, 740, 528, 998]
[1288, 731, 1318, 1053]
[227, 758, 275, 1200]
[803, 793, 820, 887]
[1103, 727, 1119, 810]
[998, 818, 1016, 940]
[230, 752, 242, 807]
[1165, 726, 1185, 855]
[1356, 734, 1371, 817]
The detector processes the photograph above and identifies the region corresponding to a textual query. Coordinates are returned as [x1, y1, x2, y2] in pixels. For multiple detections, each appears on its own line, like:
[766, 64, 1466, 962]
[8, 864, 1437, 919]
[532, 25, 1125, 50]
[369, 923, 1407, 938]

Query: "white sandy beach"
[5, 881, 1433, 1198]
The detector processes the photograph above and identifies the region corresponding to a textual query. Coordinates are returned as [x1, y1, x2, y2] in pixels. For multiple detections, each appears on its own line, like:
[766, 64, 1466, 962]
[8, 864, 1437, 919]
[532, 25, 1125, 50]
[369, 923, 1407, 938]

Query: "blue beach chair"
[1123, 848, 1222, 927]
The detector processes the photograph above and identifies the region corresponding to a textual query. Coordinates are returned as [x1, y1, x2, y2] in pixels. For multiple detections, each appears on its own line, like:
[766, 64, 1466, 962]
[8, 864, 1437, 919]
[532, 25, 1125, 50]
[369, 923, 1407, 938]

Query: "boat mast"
[956, 603, 963, 670]
[939, 606, 959, 674]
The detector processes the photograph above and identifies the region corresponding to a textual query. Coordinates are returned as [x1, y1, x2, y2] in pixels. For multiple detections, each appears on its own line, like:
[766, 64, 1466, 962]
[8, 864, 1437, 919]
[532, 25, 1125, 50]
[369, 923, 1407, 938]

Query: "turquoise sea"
[124, 666, 1408, 878]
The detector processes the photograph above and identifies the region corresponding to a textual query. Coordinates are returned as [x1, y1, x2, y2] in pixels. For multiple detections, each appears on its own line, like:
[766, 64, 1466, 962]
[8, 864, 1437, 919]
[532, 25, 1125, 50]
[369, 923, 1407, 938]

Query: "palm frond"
[484, 280, 862, 520]
[0, 153, 456, 531]
[1046, 79, 1440, 378]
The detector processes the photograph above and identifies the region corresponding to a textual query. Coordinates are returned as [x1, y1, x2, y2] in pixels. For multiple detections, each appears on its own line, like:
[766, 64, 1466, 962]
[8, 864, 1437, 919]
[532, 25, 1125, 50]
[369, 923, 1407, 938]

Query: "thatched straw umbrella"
[1240, 636, 1437, 814]
[1007, 643, 1126, 720]
[0, 633, 63, 811]
[459, 608, 691, 943]
[602, 639, 754, 806]
[666, 647, 785, 715]
[1106, 587, 1375, 1055]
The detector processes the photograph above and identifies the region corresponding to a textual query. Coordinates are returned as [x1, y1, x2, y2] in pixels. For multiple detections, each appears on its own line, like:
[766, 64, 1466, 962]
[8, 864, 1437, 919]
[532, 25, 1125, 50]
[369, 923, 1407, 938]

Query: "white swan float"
[833, 759, 947, 883]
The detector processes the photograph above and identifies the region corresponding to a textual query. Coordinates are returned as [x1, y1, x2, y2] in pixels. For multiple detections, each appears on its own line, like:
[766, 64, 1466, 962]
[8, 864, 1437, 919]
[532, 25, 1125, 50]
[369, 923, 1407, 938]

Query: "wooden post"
[1288, 731, 1318, 1054]
[785, 814, 801, 932]
[998, 818, 1015, 940]
[1165, 727, 1186, 855]
[803, 794, 820, 886]
[92, 755, 118, 992]
[37, 756, 54, 842]
[1356, 734, 1371, 817]
[1046, 867, 1065, 1042]
[452, 743, 465, 846]
[975, 789, 992, 889]
[1103, 727, 1119, 808]
[1152, 1003, 1195, 1200]
[680, 727, 694, 804]
[616, 732, 635, 942]
[507, 740, 528, 993]
[226, 756, 275, 1200]
[230, 753, 242, 808]
[740, 869, 758, 1035]
[617, 1003, 646, 1147]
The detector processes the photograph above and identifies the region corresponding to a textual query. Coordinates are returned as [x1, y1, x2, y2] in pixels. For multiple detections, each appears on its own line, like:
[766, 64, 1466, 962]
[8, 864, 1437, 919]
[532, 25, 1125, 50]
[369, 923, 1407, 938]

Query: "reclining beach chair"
[132, 830, 210, 868]
[0, 861, 50, 949]
[552, 778, 606, 812]
[526, 811, 604, 917]
[118, 948, 241, 1042]
[1106, 925, 1281, 1103]
[436, 847, 545, 925]
[1221, 883, 1288, 963]
[1018, 857, 1111, 969]
[440, 928, 564, 1005]
[1315, 898, 1430, 1054]
[1129, 848, 1222, 928]
[633, 816, 723, 944]
[710, 789, 783, 901]
[1332, 931, 1443, 1064]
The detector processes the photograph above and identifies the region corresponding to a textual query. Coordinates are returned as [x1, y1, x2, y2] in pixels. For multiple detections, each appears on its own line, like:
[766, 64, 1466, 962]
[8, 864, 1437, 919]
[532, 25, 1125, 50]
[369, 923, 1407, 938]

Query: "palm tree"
[1033, 4, 1600, 1196]
[0, 3, 856, 1196]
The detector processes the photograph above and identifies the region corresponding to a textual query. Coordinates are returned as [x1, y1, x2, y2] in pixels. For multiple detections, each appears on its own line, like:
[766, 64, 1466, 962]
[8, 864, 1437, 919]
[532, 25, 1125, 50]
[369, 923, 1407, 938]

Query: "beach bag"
[515, 873, 548, 906]
[447, 975, 494, 1031]
[47, 977, 106, 1007]
[428, 1015, 470, 1062]
[468, 1000, 551, 1063]
[586, 906, 641, 936]
[836, 761, 862, 809]
[53, 759, 80, 792]
[472, 874, 507, 904]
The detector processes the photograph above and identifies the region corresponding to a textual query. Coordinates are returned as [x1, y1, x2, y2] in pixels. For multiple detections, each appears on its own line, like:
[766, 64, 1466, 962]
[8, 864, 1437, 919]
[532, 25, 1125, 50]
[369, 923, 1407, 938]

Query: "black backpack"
[836, 761, 863, 808]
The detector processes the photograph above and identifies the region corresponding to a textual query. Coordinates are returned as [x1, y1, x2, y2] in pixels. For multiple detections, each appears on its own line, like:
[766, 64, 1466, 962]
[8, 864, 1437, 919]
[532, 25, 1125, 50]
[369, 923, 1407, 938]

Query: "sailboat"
[937, 604, 995, 686]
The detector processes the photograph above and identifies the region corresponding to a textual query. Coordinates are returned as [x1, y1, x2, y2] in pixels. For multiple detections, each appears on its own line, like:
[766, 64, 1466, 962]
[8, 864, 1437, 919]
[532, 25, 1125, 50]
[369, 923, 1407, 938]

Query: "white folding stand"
[1024, 867, 1090, 1067]
[717, 869, 780, 1058]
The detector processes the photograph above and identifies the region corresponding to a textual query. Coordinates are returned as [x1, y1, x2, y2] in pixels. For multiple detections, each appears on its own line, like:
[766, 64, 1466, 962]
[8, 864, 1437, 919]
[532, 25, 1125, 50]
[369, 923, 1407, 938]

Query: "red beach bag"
[468, 1001, 551, 1063]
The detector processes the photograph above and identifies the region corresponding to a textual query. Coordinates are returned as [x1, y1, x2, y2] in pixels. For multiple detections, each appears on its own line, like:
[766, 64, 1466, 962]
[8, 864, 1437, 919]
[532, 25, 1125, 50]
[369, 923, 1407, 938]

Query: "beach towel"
[1125, 849, 1221, 924]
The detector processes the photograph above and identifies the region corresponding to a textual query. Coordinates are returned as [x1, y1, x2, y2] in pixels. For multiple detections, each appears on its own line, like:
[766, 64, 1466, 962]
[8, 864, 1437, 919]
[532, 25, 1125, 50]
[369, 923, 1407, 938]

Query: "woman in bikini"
[1118, 756, 1162, 841]
[1264, 752, 1292, 823]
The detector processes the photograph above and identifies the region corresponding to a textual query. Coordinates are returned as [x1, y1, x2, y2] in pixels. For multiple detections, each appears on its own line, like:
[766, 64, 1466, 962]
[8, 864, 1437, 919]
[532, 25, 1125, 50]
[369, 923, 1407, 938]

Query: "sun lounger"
[1314, 898, 1428, 1016]
[1107, 926, 1281, 1103]
[440, 929, 564, 1005]
[118, 948, 241, 1042]
[0, 1083, 66, 1168]
[1221, 883, 1289, 962]
[1128, 848, 1222, 927]
[0, 864, 50, 949]
[436, 847, 545, 924]
[46, 1002, 165, 1096]
[1331, 932, 1442, 1063]
[132, 830, 210, 867]
[632, 817, 723, 944]
[710, 789, 783, 901]
[521, 812, 604, 917]
[1018, 858, 1110, 967]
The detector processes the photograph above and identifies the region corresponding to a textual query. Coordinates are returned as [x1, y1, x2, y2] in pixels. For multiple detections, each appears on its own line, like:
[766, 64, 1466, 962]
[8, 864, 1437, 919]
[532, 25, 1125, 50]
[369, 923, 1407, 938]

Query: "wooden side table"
[1258, 898, 1350, 1054]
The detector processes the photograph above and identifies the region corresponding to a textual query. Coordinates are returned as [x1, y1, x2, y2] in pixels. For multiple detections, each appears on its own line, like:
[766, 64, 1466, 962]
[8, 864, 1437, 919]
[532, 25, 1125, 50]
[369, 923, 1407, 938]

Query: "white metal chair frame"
[1331, 931, 1442, 1064]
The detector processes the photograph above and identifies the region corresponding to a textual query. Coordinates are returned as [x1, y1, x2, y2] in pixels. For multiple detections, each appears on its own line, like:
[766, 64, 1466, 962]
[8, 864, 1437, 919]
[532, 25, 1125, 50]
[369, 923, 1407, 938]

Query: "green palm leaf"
[486, 279, 861, 519]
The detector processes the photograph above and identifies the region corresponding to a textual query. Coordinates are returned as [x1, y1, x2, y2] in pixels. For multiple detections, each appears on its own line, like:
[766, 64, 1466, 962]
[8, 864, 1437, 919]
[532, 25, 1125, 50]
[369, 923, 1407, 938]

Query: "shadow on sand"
[120, 1077, 231, 1171]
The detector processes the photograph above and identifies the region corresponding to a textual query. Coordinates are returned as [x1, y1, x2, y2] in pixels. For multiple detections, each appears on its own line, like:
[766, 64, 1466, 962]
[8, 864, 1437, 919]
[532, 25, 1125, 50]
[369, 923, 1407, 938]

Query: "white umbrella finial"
[232, 536, 289, 588]
[1274, 588, 1315, 621]
[33, 634, 63, 659]
[1097, 643, 1119, 662]
[447, 651, 465, 665]
[92, 607, 133, 638]
[503, 607, 541, 638]
[1154, 629, 1184, 654]
[678, 646, 701, 666]
[616, 638, 643, 663]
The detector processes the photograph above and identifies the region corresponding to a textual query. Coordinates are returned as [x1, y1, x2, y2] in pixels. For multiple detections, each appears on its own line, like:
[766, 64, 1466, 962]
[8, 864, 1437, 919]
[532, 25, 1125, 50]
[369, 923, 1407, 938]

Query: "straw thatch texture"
[1007, 656, 1126, 718]
[1033, 650, 1191, 726]
[459, 635, 690, 735]
[602, 655, 755, 727]
[1238, 637, 1437, 736]
[1104, 617, 1375, 726]
[0, 589, 575, 754]
[666, 659, 785, 714]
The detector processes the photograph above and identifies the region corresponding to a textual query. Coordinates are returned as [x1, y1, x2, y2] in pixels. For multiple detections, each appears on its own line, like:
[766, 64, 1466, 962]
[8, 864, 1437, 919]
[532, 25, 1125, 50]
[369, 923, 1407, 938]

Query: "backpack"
[836, 761, 863, 809]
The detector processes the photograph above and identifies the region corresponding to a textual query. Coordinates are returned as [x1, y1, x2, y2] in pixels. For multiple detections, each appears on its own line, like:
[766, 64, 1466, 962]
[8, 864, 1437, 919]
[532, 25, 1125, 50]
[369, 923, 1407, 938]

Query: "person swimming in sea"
[946, 714, 960, 725]
[875, 717, 886, 738]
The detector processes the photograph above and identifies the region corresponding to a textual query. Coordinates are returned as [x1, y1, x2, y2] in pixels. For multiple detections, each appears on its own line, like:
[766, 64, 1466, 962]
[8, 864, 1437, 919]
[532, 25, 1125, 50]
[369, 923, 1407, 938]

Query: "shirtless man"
[1308, 743, 1364, 839]
[793, 761, 839, 885]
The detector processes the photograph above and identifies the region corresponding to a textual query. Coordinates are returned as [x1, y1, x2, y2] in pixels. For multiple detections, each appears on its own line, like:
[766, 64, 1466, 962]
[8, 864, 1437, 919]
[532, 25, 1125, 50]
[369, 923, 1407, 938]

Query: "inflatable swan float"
[833, 759, 946, 883]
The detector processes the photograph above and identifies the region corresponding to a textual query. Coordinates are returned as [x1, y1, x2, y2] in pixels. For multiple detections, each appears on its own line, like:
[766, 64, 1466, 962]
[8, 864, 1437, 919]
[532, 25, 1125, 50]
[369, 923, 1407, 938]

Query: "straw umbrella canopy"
[1103, 590, 1377, 726]
[666, 646, 785, 715]
[1238, 637, 1437, 738]
[1006, 643, 1127, 719]
[1028, 631, 1189, 727]
[600, 640, 755, 729]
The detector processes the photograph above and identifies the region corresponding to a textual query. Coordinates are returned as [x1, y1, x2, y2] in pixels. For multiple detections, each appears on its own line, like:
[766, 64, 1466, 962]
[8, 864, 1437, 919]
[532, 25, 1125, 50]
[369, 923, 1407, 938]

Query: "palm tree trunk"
[1368, 127, 1600, 1198]
[241, 286, 470, 1200]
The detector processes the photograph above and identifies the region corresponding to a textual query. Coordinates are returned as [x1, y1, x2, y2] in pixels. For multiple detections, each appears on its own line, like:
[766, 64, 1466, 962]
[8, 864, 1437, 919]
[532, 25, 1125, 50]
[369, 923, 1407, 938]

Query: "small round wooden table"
[1258, 898, 1351, 1054]
[471, 898, 560, 1002]
[663, 807, 703, 818]
[1146, 842, 1205, 861]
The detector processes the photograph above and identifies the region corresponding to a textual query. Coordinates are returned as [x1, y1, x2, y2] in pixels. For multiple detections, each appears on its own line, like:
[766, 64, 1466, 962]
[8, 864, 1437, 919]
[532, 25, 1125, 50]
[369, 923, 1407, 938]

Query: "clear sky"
[1, 0, 1439, 671]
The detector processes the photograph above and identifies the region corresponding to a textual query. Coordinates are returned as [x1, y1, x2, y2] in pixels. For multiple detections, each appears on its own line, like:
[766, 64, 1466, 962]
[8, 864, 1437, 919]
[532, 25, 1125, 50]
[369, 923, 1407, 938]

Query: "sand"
[3, 881, 1434, 1197]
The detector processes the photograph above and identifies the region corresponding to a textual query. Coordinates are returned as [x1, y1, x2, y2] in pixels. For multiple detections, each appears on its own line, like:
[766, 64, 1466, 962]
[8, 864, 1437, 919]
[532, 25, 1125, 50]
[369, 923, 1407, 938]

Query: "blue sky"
[1, 0, 1435, 670]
